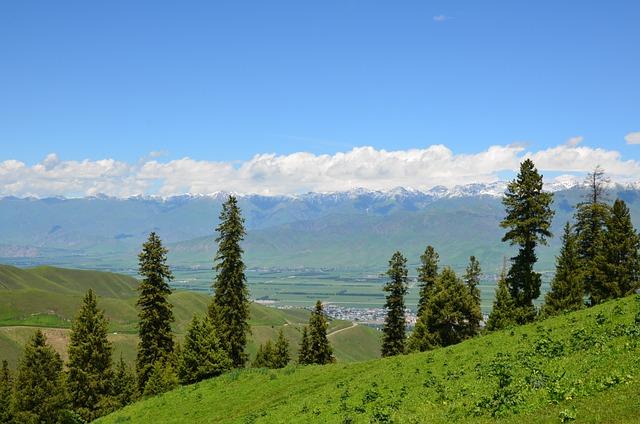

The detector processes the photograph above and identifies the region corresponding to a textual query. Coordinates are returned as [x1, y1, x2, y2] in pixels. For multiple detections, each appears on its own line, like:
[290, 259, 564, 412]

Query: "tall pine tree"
[112, 355, 137, 409]
[298, 326, 312, 365]
[178, 315, 232, 384]
[486, 260, 516, 331]
[66, 289, 114, 421]
[0, 360, 12, 424]
[542, 222, 583, 316]
[500, 159, 554, 323]
[12, 330, 69, 424]
[574, 166, 610, 305]
[381, 251, 408, 357]
[416, 246, 439, 317]
[136, 232, 175, 390]
[273, 329, 291, 368]
[599, 198, 640, 299]
[463, 256, 482, 335]
[308, 301, 335, 364]
[208, 195, 250, 368]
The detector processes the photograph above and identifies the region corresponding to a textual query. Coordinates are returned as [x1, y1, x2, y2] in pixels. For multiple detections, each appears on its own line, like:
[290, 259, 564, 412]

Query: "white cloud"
[433, 15, 450, 22]
[1, 143, 639, 198]
[565, 136, 583, 147]
[625, 131, 640, 145]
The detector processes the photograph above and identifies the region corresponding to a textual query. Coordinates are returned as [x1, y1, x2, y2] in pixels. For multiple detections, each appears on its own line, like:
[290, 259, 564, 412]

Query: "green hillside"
[97, 295, 640, 424]
[0, 265, 381, 368]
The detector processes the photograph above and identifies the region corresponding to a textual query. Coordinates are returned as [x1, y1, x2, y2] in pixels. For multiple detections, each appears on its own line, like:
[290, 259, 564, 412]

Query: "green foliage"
[381, 251, 408, 357]
[136, 232, 175, 390]
[179, 315, 232, 384]
[66, 289, 114, 421]
[599, 198, 640, 299]
[501, 159, 554, 323]
[209, 195, 250, 368]
[12, 330, 69, 424]
[308, 301, 335, 364]
[143, 360, 178, 398]
[486, 262, 517, 331]
[542, 222, 584, 316]
[416, 246, 439, 317]
[574, 166, 611, 306]
[0, 360, 13, 424]
[462, 256, 482, 334]
[273, 329, 291, 368]
[298, 327, 312, 365]
[112, 356, 138, 409]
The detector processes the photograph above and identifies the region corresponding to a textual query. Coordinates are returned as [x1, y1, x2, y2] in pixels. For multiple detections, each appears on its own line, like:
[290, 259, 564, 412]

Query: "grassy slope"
[0, 265, 381, 368]
[97, 296, 640, 424]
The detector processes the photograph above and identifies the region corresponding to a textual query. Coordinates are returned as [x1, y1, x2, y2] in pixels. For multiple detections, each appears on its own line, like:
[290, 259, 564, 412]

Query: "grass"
[96, 295, 640, 424]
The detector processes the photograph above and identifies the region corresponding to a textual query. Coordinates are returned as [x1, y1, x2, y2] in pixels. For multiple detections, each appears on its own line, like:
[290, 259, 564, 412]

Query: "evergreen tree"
[66, 289, 114, 421]
[136, 232, 175, 390]
[421, 267, 481, 346]
[297, 327, 312, 365]
[252, 341, 274, 368]
[0, 360, 13, 424]
[208, 196, 250, 368]
[143, 360, 178, 397]
[381, 251, 409, 357]
[308, 301, 335, 364]
[416, 246, 439, 317]
[12, 330, 69, 424]
[500, 159, 554, 323]
[112, 355, 137, 409]
[542, 222, 583, 316]
[463, 256, 482, 335]
[599, 199, 640, 299]
[272, 329, 291, 368]
[406, 313, 436, 353]
[179, 315, 232, 384]
[486, 261, 517, 331]
[574, 166, 610, 305]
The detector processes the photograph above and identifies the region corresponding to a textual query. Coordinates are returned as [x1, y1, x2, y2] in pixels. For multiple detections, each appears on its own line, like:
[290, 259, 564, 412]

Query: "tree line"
[380, 160, 640, 357]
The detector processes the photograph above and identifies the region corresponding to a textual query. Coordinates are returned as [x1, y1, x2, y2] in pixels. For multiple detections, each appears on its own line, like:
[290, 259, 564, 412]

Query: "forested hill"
[96, 295, 640, 424]
[1, 185, 639, 271]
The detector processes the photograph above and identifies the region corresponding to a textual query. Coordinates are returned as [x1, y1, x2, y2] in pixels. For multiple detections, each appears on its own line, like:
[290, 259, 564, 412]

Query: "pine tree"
[252, 341, 274, 368]
[143, 360, 178, 397]
[272, 329, 291, 368]
[381, 251, 408, 357]
[112, 355, 137, 409]
[298, 326, 312, 365]
[136, 232, 175, 390]
[208, 195, 250, 368]
[599, 198, 640, 299]
[179, 315, 232, 384]
[421, 267, 481, 347]
[12, 330, 69, 424]
[542, 222, 583, 316]
[500, 159, 554, 323]
[0, 360, 13, 424]
[406, 313, 436, 353]
[416, 246, 439, 317]
[308, 301, 335, 364]
[66, 289, 114, 421]
[574, 166, 610, 305]
[463, 256, 482, 335]
[486, 261, 517, 331]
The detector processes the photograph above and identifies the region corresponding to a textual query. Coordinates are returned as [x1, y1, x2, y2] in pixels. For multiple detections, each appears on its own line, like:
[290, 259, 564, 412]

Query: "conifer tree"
[298, 326, 312, 365]
[381, 251, 409, 357]
[421, 267, 481, 346]
[272, 329, 291, 368]
[308, 301, 335, 364]
[486, 261, 517, 331]
[542, 222, 583, 316]
[143, 360, 178, 397]
[0, 360, 13, 424]
[66, 289, 114, 421]
[112, 355, 137, 409]
[599, 199, 640, 299]
[208, 195, 250, 368]
[179, 315, 232, 384]
[12, 330, 69, 424]
[252, 340, 274, 368]
[407, 313, 436, 353]
[136, 232, 175, 390]
[463, 256, 482, 335]
[416, 246, 439, 317]
[500, 159, 554, 323]
[574, 166, 610, 305]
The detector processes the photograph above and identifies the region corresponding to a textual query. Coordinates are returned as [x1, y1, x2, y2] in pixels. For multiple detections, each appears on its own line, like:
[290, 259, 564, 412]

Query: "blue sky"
[1, 0, 638, 166]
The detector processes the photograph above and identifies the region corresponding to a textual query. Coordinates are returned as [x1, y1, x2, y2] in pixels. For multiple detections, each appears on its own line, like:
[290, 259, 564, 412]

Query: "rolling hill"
[97, 295, 640, 424]
[0, 265, 381, 368]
